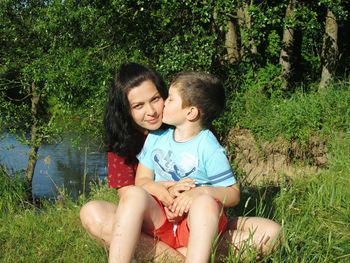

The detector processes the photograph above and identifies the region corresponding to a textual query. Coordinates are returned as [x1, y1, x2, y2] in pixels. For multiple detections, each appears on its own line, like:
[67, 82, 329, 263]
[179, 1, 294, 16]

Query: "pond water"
[0, 133, 107, 200]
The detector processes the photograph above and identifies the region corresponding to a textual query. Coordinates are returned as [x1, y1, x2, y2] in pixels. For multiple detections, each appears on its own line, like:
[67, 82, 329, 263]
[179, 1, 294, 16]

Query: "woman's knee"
[79, 200, 118, 245]
[252, 218, 282, 252]
[80, 200, 100, 228]
[118, 186, 149, 208]
[266, 220, 282, 246]
[80, 200, 116, 230]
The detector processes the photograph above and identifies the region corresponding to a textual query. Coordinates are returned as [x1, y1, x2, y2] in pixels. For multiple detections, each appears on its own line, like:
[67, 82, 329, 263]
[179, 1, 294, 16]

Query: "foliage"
[1, 0, 350, 144]
[0, 0, 119, 145]
[0, 180, 111, 263]
[83, 181, 119, 204]
[219, 80, 350, 143]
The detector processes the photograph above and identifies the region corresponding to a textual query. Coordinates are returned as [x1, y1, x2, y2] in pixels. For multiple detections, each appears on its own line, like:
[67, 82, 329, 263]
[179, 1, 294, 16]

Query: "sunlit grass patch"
[0, 193, 108, 263]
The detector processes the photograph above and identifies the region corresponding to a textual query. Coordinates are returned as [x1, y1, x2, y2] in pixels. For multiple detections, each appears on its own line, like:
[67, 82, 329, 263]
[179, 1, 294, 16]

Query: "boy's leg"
[185, 194, 221, 263]
[108, 186, 167, 263]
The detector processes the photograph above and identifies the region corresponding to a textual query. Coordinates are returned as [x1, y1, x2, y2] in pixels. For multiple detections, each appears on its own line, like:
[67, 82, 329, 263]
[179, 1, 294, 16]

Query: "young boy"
[109, 72, 240, 263]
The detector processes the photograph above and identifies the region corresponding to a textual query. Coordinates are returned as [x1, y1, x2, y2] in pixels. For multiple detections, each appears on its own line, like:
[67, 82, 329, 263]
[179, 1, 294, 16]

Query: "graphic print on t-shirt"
[152, 149, 197, 181]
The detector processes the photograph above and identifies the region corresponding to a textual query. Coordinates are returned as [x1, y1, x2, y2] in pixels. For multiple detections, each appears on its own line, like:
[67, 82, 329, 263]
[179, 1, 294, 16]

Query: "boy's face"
[163, 85, 188, 126]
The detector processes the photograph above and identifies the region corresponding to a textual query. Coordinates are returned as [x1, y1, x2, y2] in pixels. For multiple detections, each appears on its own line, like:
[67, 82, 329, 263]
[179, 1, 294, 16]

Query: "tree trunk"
[279, 0, 297, 90]
[319, 9, 338, 89]
[25, 82, 40, 187]
[237, 1, 257, 58]
[224, 19, 240, 63]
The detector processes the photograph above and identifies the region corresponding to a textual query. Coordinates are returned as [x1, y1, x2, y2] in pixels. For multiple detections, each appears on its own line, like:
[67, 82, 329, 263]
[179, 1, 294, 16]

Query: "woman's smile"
[146, 116, 161, 124]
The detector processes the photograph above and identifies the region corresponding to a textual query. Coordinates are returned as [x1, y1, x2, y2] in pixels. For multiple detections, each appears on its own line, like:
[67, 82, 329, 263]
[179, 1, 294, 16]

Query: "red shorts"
[144, 196, 228, 248]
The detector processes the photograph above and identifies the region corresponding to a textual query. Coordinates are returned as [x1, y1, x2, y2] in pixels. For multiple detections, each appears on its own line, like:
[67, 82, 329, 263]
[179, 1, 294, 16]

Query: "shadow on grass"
[226, 185, 281, 220]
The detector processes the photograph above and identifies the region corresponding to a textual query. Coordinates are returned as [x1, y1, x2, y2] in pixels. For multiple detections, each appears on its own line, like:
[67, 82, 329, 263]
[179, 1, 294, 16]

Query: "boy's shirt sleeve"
[205, 147, 236, 187]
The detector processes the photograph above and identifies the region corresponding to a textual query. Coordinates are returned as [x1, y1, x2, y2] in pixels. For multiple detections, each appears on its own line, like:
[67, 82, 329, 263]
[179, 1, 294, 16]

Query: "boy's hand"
[152, 182, 174, 207]
[164, 206, 185, 223]
[170, 188, 201, 217]
[168, 178, 196, 198]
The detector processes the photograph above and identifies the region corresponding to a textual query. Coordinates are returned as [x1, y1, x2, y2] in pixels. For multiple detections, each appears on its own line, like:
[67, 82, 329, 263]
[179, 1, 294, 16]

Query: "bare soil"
[225, 128, 328, 185]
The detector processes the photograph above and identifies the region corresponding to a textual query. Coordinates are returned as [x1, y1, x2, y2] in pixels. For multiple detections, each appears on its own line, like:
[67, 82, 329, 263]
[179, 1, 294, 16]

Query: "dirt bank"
[225, 128, 328, 185]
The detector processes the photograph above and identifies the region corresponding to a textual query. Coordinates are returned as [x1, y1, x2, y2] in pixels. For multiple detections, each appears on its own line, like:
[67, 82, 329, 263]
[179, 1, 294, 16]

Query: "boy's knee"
[193, 193, 218, 205]
[190, 194, 220, 214]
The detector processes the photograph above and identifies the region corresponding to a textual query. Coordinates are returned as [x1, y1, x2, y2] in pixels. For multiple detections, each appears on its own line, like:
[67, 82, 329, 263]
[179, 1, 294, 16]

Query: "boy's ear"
[186, 106, 200, 121]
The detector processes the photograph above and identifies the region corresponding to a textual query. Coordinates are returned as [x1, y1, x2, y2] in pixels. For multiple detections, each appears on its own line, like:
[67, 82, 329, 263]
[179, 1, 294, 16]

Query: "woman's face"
[127, 80, 164, 131]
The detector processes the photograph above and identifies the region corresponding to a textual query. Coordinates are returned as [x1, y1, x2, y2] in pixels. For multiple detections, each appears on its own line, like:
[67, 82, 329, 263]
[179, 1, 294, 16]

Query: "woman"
[80, 62, 281, 262]
[81, 62, 185, 261]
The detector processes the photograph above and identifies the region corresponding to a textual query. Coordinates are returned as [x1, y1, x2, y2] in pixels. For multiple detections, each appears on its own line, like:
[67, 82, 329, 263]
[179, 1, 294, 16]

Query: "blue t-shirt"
[137, 128, 236, 187]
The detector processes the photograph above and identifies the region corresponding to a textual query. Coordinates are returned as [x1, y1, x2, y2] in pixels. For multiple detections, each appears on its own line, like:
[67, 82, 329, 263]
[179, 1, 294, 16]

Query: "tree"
[1, 0, 350, 196]
[279, 0, 297, 90]
[319, 9, 338, 89]
[237, 0, 258, 58]
[224, 17, 241, 63]
[0, 0, 112, 193]
[0, 1, 50, 186]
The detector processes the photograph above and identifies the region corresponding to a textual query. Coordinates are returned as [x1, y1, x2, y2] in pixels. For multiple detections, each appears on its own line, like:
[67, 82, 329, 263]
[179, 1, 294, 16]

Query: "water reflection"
[0, 133, 107, 199]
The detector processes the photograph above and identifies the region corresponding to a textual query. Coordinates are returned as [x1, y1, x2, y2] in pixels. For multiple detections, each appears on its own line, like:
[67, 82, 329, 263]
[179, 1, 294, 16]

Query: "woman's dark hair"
[104, 62, 167, 163]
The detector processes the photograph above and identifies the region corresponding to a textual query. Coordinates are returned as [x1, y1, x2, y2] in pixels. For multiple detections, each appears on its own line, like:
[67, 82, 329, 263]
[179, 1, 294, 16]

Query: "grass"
[1, 132, 349, 263]
[0, 176, 115, 263]
[221, 81, 350, 143]
[265, 132, 350, 262]
[0, 167, 27, 214]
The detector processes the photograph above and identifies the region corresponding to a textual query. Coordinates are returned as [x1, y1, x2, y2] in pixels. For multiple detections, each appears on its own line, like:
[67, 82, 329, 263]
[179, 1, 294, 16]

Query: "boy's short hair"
[171, 71, 225, 127]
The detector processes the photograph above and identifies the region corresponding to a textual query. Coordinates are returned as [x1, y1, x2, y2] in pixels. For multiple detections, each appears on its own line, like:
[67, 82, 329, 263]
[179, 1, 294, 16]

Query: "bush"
[221, 80, 350, 143]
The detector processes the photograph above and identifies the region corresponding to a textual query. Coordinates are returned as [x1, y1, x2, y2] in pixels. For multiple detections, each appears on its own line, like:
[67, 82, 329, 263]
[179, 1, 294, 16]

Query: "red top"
[107, 152, 138, 188]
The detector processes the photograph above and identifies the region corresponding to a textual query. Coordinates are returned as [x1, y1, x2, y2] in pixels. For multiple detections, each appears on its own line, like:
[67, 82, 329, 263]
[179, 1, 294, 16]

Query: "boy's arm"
[170, 184, 240, 216]
[135, 163, 174, 207]
[198, 145, 240, 207]
[191, 183, 240, 207]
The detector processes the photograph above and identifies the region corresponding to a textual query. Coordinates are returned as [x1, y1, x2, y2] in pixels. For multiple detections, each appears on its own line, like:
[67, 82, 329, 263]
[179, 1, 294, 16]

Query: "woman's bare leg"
[80, 199, 117, 246]
[217, 216, 282, 259]
[80, 192, 185, 262]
